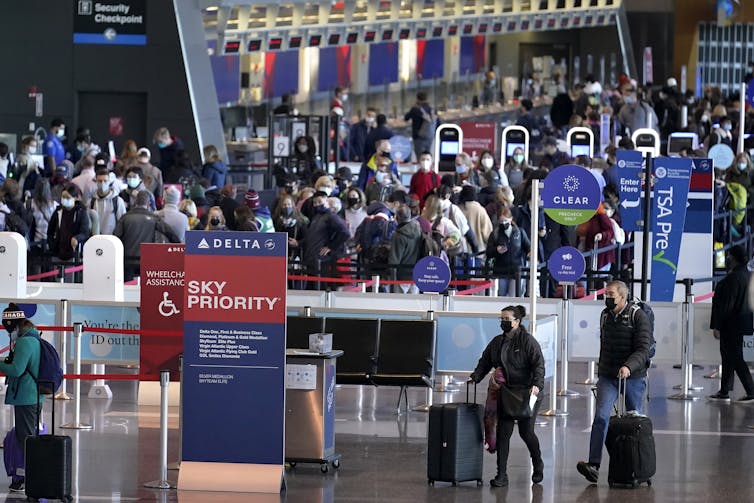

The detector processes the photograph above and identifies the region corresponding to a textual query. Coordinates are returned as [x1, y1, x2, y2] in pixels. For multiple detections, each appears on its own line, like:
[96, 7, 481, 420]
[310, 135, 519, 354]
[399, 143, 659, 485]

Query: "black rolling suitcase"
[605, 377, 656, 488]
[427, 383, 483, 486]
[25, 382, 72, 502]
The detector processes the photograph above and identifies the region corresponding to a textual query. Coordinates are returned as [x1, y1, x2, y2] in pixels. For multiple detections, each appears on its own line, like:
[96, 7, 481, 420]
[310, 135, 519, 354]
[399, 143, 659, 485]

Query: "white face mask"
[61, 198, 75, 209]
[321, 186, 333, 196]
[127, 177, 140, 189]
[365, 116, 375, 124]
[97, 181, 110, 193]
[28, 146, 37, 154]
[440, 199, 451, 210]
[421, 160, 432, 172]
[481, 158, 494, 169]
[297, 144, 308, 153]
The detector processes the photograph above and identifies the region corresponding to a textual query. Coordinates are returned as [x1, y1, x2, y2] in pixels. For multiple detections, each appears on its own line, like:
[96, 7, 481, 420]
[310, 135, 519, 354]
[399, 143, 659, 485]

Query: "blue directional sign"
[616, 149, 644, 232]
[413, 256, 451, 293]
[548, 246, 586, 284]
[747, 78, 754, 109]
[541, 164, 601, 225]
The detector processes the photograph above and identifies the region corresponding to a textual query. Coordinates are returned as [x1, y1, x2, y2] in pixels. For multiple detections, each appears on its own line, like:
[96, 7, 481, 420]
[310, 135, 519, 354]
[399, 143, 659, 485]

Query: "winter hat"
[55, 164, 69, 176]
[2, 303, 26, 332]
[244, 189, 260, 209]
[189, 184, 205, 201]
[666, 77, 677, 88]
[137, 147, 151, 160]
[164, 187, 181, 206]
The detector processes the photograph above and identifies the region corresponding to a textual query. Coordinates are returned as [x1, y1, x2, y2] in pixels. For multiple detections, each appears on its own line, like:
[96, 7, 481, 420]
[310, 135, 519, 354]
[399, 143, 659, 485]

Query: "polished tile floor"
[1, 363, 754, 502]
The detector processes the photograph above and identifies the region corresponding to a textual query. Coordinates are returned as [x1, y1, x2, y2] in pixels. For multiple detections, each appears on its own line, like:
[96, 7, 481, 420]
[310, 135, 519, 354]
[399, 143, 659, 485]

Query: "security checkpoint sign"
[413, 256, 451, 293]
[181, 231, 287, 468]
[616, 149, 644, 232]
[547, 246, 586, 284]
[541, 164, 601, 225]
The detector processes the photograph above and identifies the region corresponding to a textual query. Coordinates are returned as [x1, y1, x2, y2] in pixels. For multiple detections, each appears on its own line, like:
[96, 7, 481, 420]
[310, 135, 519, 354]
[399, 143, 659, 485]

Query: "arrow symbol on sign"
[621, 198, 640, 209]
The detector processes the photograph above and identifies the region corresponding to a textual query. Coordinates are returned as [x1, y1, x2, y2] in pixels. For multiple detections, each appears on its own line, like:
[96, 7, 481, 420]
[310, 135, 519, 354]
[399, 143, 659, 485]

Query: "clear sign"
[541, 164, 601, 226]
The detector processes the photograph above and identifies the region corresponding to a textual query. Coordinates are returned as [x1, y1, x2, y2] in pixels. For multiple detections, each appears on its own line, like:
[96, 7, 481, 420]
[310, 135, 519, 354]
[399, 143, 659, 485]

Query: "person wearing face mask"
[409, 152, 442, 208]
[365, 157, 404, 204]
[404, 91, 435, 159]
[121, 166, 156, 212]
[576, 202, 615, 284]
[291, 135, 323, 183]
[43, 118, 67, 176]
[113, 190, 180, 281]
[90, 168, 127, 235]
[1, 304, 44, 494]
[617, 87, 659, 135]
[577, 280, 651, 484]
[486, 207, 530, 297]
[505, 148, 529, 191]
[469, 304, 545, 488]
[299, 192, 350, 280]
[153, 127, 184, 176]
[724, 152, 753, 201]
[343, 188, 367, 238]
[26, 179, 58, 273]
[204, 206, 227, 231]
[273, 194, 309, 259]
[358, 136, 399, 190]
[349, 108, 378, 162]
[330, 86, 348, 116]
[16, 137, 42, 195]
[71, 155, 97, 207]
[478, 150, 509, 188]
[363, 115, 395, 162]
[244, 189, 274, 233]
[453, 152, 476, 187]
[47, 184, 90, 262]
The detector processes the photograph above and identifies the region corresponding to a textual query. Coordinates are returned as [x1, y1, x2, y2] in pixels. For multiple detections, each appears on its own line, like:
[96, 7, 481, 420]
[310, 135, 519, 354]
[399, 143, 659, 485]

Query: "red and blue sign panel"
[182, 231, 287, 465]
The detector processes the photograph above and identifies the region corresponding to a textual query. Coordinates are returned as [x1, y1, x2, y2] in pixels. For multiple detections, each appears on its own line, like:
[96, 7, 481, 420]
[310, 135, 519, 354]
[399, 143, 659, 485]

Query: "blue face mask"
[724, 124, 732, 131]
[739, 162, 748, 171]
[455, 164, 468, 174]
[158, 142, 167, 149]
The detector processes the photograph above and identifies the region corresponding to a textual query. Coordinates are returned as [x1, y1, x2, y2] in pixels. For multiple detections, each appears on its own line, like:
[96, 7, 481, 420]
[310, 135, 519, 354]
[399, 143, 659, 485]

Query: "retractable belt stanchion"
[539, 309, 567, 417]
[55, 299, 73, 400]
[168, 355, 183, 471]
[144, 370, 176, 490]
[669, 279, 700, 401]
[557, 285, 580, 397]
[372, 275, 380, 293]
[61, 322, 93, 430]
[435, 294, 460, 393]
[412, 310, 435, 412]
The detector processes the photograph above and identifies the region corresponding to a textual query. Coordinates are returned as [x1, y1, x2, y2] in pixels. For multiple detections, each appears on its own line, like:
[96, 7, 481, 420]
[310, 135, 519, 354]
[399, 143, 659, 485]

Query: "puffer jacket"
[470, 326, 545, 391]
[598, 303, 651, 378]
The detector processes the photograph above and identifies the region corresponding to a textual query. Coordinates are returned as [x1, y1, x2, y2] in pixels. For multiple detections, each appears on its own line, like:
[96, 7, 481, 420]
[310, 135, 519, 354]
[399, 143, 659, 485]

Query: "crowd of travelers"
[0, 72, 752, 290]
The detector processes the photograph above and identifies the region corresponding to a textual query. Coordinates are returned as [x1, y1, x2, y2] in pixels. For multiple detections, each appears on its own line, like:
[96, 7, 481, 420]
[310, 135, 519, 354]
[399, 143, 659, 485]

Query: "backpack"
[627, 299, 656, 365]
[0, 209, 30, 242]
[420, 218, 449, 263]
[20, 332, 64, 395]
[417, 105, 435, 139]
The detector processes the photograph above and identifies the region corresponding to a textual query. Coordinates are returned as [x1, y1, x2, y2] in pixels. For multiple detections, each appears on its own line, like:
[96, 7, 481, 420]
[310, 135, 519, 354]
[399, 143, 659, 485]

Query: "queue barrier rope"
[582, 287, 607, 301]
[694, 291, 715, 303]
[455, 281, 494, 296]
[27, 265, 85, 281]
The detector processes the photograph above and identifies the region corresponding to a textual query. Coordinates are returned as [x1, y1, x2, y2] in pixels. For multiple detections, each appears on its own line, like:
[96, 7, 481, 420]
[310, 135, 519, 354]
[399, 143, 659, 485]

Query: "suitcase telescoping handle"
[36, 381, 56, 436]
[466, 380, 477, 404]
[617, 376, 627, 417]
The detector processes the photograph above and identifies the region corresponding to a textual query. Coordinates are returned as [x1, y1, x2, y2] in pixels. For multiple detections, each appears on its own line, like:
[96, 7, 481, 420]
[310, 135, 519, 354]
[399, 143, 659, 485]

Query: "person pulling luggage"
[470, 305, 545, 487]
[576, 280, 651, 483]
[1, 303, 43, 493]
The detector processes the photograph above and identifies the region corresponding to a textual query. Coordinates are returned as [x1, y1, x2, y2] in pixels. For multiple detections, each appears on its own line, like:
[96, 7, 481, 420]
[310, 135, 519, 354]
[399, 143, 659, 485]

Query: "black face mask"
[500, 222, 510, 230]
[500, 320, 514, 333]
[210, 217, 221, 226]
[347, 197, 359, 207]
[605, 297, 616, 310]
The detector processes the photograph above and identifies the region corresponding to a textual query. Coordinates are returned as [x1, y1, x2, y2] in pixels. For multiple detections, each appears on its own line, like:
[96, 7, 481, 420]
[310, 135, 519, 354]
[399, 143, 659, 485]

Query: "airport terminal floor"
[1, 363, 753, 502]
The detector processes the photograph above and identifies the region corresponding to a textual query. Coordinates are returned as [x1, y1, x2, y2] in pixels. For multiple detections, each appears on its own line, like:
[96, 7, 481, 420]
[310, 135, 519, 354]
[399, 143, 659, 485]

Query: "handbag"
[498, 384, 534, 420]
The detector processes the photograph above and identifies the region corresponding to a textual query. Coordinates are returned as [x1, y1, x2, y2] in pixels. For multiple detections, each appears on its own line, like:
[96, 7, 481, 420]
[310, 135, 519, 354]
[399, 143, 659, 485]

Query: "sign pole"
[640, 152, 652, 301]
[530, 180, 540, 340]
[739, 82, 746, 154]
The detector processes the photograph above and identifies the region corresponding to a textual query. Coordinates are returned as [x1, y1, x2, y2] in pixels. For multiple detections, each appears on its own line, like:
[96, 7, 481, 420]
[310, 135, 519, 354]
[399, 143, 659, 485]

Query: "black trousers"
[720, 332, 754, 396]
[496, 400, 541, 476]
[14, 404, 37, 478]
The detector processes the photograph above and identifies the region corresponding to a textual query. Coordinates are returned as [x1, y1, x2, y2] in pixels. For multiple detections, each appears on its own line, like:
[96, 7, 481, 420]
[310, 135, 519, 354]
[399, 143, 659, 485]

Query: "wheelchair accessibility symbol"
[158, 291, 181, 317]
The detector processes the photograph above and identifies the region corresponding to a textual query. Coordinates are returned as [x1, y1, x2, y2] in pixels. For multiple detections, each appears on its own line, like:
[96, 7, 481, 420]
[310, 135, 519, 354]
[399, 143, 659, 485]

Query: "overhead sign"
[548, 246, 586, 284]
[685, 158, 714, 234]
[650, 158, 692, 302]
[73, 0, 147, 45]
[616, 149, 644, 232]
[541, 164, 601, 225]
[140, 244, 184, 381]
[747, 78, 754, 109]
[413, 256, 451, 293]
[179, 231, 287, 492]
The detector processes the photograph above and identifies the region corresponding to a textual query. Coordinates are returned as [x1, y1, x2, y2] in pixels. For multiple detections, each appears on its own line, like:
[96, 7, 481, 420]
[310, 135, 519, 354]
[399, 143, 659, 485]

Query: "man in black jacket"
[708, 245, 754, 403]
[577, 280, 650, 483]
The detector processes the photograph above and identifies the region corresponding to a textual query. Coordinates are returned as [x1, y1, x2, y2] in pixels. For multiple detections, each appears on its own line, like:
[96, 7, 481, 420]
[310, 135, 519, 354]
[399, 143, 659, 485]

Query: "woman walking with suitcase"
[470, 305, 545, 487]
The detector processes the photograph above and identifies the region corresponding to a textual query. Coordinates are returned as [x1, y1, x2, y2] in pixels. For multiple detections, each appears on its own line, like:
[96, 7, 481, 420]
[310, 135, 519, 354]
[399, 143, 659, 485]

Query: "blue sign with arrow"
[650, 157, 692, 302]
[616, 149, 644, 232]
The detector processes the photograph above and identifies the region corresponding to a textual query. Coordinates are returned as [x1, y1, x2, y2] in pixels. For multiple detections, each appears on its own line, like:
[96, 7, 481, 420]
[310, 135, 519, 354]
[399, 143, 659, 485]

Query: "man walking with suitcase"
[576, 280, 651, 483]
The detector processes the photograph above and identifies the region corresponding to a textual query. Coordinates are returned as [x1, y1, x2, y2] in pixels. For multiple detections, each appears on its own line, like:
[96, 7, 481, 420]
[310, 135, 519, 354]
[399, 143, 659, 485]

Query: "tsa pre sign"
[139, 244, 184, 381]
[181, 231, 287, 479]
[650, 158, 692, 302]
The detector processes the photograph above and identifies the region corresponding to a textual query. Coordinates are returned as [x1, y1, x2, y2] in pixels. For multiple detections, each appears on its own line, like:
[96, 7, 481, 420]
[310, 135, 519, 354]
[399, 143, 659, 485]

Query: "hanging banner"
[616, 149, 644, 232]
[179, 231, 287, 492]
[650, 158, 692, 302]
[140, 244, 184, 381]
[459, 121, 497, 159]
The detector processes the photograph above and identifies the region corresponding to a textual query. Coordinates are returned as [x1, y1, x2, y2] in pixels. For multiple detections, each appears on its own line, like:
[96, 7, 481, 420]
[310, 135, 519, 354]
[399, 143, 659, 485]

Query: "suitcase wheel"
[332, 459, 340, 470]
[647, 479, 652, 486]
[452, 481, 458, 486]
[477, 479, 483, 486]
[320, 463, 329, 473]
[428, 479, 435, 486]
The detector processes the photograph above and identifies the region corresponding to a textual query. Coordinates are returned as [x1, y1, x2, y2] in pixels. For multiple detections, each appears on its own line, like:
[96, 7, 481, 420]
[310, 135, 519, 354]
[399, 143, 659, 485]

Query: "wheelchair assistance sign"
[541, 164, 601, 225]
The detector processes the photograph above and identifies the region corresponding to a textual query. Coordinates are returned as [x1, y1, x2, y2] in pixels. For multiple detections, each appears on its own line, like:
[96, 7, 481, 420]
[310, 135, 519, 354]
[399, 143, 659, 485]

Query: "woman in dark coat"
[470, 304, 545, 488]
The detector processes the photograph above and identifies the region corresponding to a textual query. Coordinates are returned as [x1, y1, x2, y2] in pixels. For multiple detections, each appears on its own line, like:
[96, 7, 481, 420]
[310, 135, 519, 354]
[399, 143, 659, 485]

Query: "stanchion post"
[488, 278, 498, 297]
[55, 299, 73, 400]
[557, 285, 580, 397]
[371, 274, 380, 293]
[669, 279, 700, 401]
[144, 370, 176, 490]
[61, 322, 93, 430]
[540, 303, 567, 417]
[168, 355, 183, 471]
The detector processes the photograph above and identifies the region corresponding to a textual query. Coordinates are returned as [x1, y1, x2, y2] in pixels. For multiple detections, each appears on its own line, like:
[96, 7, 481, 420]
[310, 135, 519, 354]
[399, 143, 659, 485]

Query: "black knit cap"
[1, 303, 26, 332]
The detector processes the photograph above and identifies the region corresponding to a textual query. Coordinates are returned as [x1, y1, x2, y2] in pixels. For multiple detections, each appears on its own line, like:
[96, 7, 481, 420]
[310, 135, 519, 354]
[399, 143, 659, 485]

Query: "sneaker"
[490, 475, 509, 487]
[707, 392, 731, 402]
[576, 461, 599, 483]
[8, 479, 24, 493]
[735, 395, 754, 404]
